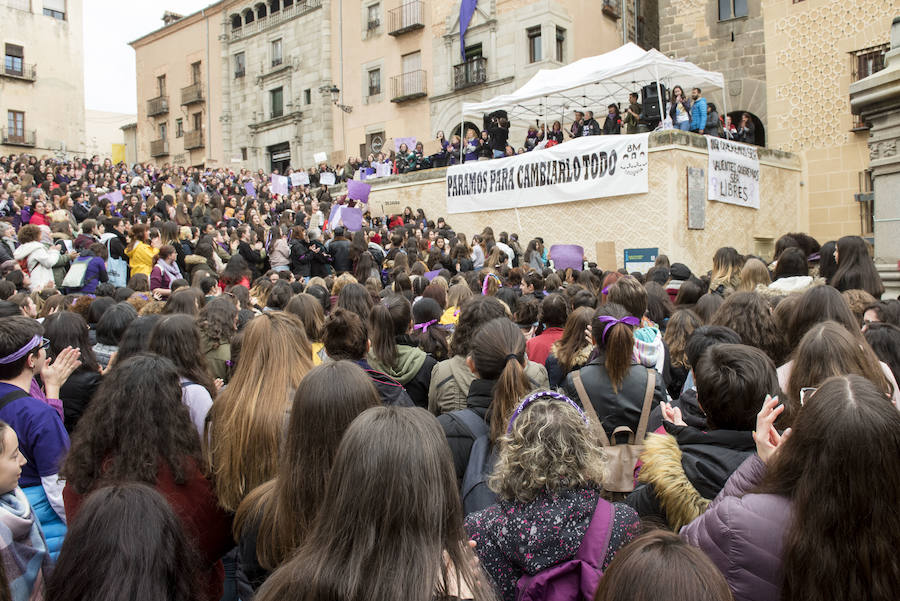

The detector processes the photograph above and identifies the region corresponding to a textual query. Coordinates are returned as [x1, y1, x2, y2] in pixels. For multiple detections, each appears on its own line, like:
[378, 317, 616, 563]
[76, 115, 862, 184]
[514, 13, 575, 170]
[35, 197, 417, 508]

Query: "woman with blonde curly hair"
[464, 393, 640, 601]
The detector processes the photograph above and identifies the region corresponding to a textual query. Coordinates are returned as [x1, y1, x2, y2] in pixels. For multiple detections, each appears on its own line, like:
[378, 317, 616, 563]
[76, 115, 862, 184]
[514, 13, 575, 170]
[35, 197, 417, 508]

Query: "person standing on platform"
[603, 104, 622, 135]
[624, 93, 643, 134]
[568, 110, 585, 138]
[690, 87, 708, 134]
[582, 111, 601, 136]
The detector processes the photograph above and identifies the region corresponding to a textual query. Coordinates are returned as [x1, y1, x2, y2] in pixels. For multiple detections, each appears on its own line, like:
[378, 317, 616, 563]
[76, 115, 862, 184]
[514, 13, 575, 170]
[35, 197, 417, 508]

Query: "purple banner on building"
[459, 0, 478, 60]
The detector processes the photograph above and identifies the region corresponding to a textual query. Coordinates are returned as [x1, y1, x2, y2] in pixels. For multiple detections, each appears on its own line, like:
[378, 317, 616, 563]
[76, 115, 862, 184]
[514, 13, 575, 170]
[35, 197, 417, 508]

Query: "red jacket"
[63, 458, 234, 601]
[526, 327, 565, 366]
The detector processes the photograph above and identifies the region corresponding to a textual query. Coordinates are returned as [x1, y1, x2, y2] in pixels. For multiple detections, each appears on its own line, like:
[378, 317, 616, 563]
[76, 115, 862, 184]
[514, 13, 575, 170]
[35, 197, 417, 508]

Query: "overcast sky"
[84, 0, 214, 114]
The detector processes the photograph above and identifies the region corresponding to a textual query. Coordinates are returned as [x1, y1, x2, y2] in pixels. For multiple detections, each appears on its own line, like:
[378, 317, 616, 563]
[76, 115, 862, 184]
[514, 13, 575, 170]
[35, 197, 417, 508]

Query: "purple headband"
[596, 315, 640, 343]
[414, 319, 438, 334]
[0, 335, 41, 364]
[507, 390, 589, 434]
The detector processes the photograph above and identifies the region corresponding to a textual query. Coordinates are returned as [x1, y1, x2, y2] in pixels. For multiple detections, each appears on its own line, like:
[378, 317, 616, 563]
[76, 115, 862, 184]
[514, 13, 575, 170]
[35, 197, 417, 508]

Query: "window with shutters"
[42, 0, 65, 20]
[4, 45, 23, 77]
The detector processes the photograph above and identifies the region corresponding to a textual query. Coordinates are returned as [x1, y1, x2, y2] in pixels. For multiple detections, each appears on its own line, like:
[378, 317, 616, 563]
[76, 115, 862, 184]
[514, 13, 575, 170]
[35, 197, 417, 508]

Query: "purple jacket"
[680, 455, 792, 601]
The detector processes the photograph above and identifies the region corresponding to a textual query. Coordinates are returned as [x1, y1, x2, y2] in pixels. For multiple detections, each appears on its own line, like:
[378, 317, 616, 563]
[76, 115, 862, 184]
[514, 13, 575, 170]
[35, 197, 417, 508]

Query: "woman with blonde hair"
[440, 282, 474, 327]
[737, 257, 770, 292]
[708, 247, 743, 296]
[208, 312, 314, 512]
[465, 393, 640, 601]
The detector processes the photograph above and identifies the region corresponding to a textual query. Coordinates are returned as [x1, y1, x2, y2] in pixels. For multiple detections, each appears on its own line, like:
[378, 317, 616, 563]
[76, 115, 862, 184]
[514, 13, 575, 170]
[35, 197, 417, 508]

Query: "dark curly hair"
[196, 296, 238, 348]
[61, 353, 202, 495]
[711, 291, 788, 365]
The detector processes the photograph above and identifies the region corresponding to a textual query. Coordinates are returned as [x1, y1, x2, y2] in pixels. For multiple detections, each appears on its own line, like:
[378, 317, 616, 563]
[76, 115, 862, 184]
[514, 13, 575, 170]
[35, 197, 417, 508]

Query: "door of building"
[268, 142, 291, 173]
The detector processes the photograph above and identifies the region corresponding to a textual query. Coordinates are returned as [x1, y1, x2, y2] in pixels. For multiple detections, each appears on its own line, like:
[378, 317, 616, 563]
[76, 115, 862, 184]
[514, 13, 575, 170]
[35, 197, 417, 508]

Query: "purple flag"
[425, 269, 441, 282]
[394, 137, 417, 153]
[549, 245, 585, 271]
[459, 0, 477, 60]
[244, 181, 256, 197]
[347, 179, 371, 203]
[100, 190, 123, 206]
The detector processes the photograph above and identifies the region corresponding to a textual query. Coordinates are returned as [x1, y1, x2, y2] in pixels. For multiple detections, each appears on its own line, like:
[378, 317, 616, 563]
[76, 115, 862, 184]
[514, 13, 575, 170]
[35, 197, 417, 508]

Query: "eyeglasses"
[799, 387, 817, 406]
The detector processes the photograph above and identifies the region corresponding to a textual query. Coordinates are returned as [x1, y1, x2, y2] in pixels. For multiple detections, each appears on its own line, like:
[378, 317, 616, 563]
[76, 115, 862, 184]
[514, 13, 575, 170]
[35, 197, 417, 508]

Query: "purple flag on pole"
[459, 0, 478, 60]
[347, 179, 371, 203]
[244, 181, 256, 197]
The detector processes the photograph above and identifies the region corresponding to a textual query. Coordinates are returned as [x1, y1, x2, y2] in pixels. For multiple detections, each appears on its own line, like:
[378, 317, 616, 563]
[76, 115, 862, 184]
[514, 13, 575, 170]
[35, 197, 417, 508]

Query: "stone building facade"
[130, 5, 225, 167]
[658, 0, 899, 242]
[1, 0, 86, 158]
[220, 0, 336, 172]
[428, 0, 626, 149]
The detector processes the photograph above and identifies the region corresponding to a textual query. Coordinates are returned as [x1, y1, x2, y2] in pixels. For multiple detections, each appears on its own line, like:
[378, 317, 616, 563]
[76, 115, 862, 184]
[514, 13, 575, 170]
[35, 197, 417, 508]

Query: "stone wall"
[334, 131, 801, 274]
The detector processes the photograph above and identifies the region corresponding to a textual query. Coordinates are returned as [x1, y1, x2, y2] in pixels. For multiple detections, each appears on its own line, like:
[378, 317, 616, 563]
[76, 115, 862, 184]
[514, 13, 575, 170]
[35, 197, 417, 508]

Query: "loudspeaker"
[640, 83, 667, 124]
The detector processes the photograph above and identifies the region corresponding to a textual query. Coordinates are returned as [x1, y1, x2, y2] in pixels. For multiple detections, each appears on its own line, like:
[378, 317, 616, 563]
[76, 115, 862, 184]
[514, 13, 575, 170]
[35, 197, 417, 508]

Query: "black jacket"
[355, 359, 414, 407]
[60, 368, 102, 433]
[288, 239, 310, 277]
[328, 238, 352, 274]
[307, 240, 331, 278]
[105, 230, 128, 261]
[625, 421, 755, 529]
[487, 123, 510, 152]
[602, 115, 621, 135]
[238, 241, 265, 278]
[563, 360, 665, 442]
[581, 118, 601, 136]
[438, 378, 494, 482]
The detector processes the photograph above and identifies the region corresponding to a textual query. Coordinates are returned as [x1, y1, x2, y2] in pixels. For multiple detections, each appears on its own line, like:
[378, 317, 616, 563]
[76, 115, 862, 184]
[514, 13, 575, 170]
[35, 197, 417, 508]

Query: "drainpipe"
[204, 8, 212, 165]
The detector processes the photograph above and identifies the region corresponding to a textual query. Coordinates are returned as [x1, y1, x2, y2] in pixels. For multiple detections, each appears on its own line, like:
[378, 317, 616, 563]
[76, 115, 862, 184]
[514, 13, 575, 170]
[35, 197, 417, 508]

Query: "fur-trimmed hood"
[629, 423, 755, 530]
[755, 276, 825, 299]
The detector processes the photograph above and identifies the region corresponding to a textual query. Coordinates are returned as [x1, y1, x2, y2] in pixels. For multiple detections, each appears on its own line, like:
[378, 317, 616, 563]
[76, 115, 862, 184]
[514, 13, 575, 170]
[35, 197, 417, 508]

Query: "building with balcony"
[222, 0, 335, 171]
[1, 0, 85, 157]
[657, 0, 899, 243]
[130, 3, 225, 166]
[428, 1, 623, 149]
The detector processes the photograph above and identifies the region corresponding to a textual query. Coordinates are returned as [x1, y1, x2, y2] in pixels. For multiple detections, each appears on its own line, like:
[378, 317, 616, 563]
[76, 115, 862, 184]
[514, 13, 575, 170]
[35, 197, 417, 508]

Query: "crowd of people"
[0, 148, 897, 601]
[338, 85, 757, 178]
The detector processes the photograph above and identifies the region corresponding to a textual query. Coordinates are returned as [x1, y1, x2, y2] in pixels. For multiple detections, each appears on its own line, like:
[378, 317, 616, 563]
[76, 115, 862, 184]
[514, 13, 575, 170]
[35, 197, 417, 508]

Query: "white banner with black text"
[445, 134, 650, 214]
[706, 136, 760, 209]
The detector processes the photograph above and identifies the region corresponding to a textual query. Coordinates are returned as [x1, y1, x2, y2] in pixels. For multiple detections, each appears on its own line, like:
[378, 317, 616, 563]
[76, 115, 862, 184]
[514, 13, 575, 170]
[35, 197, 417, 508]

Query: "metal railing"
[453, 56, 487, 90]
[388, 1, 424, 35]
[181, 82, 204, 105]
[231, 0, 322, 41]
[2, 62, 36, 81]
[390, 70, 427, 102]
[147, 96, 169, 117]
[184, 130, 204, 150]
[150, 139, 169, 157]
[1, 128, 36, 147]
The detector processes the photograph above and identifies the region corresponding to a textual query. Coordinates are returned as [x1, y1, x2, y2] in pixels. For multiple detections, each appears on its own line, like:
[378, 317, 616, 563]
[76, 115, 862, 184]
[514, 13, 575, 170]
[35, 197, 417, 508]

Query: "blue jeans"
[492, 149, 505, 159]
[677, 121, 691, 131]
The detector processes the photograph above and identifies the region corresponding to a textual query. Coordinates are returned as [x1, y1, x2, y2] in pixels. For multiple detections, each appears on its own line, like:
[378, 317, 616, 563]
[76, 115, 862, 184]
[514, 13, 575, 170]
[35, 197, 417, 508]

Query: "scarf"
[157, 258, 182, 288]
[0, 489, 49, 601]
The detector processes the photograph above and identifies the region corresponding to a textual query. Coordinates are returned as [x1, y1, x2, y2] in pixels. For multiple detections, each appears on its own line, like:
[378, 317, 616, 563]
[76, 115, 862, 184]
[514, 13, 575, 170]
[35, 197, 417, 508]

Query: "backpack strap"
[0, 388, 29, 413]
[572, 371, 611, 447]
[447, 408, 489, 440]
[634, 369, 656, 441]
[573, 497, 615, 566]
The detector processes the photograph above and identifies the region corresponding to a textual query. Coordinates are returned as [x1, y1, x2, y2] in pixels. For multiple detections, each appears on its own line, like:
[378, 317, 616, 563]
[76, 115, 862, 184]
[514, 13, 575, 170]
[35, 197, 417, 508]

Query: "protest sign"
[314, 152, 328, 164]
[347, 179, 371, 203]
[244, 181, 256, 197]
[706, 136, 760, 209]
[394, 137, 416, 152]
[290, 172, 309, 187]
[549, 245, 584, 271]
[100, 190, 123, 206]
[270, 174, 288, 196]
[445, 134, 649, 214]
[319, 172, 335, 186]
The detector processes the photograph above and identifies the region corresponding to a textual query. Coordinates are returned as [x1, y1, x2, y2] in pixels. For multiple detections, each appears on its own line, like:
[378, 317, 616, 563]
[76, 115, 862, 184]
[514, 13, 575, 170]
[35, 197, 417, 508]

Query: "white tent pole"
[460, 106, 464, 162]
[654, 64, 664, 123]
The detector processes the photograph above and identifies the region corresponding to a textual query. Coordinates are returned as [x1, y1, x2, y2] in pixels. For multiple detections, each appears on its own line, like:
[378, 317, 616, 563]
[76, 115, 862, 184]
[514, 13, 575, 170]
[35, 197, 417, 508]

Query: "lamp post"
[328, 85, 352, 113]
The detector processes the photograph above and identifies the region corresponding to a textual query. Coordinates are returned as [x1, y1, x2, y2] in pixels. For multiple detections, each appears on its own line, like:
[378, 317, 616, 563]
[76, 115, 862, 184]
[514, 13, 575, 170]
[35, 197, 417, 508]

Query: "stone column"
[850, 16, 900, 298]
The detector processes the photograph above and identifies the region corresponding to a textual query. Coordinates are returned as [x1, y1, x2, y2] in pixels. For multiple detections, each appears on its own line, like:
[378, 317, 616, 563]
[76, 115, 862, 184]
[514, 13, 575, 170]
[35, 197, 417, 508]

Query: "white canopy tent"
[460, 43, 726, 152]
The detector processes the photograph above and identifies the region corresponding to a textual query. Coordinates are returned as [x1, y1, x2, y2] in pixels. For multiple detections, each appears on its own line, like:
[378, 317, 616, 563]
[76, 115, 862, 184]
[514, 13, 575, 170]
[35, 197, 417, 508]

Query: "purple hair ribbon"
[506, 390, 589, 434]
[414, 319, 438, 333]
[596, 315, 640, 343]
[0, 335, 41, 364]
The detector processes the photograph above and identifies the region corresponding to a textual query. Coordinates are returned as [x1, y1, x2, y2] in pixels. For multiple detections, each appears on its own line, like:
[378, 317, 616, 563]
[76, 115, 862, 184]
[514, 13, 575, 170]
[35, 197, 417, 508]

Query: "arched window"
[726, 111, 766, 147]
[255, 3, 267, 19]
[231, 14, 242, 29]
[268, 0, 280, 13]
[243, 8, 254, 24]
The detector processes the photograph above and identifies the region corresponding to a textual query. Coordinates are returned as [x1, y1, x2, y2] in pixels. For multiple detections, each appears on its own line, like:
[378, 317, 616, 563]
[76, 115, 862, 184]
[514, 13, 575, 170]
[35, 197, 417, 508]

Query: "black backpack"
[448, 409, 497, 515]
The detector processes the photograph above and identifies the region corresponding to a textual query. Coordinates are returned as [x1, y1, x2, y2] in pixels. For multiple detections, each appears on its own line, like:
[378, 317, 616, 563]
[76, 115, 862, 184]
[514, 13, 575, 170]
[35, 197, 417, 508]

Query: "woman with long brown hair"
[207, 312, 314, 512]
[682, 375, 900, 601]
[562, 303, 666, 438]
[708, 247, 743, 296]
[234, 362, 380, 593]
[367, 295, 437, 408]
[785, 321, 894, 408]
[124, 223, 158, 277]
[711, 292, 788, 366]
[544, 306, 595, 388]
[255, 406, 496, 601]
[438, 317, 532, 482]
